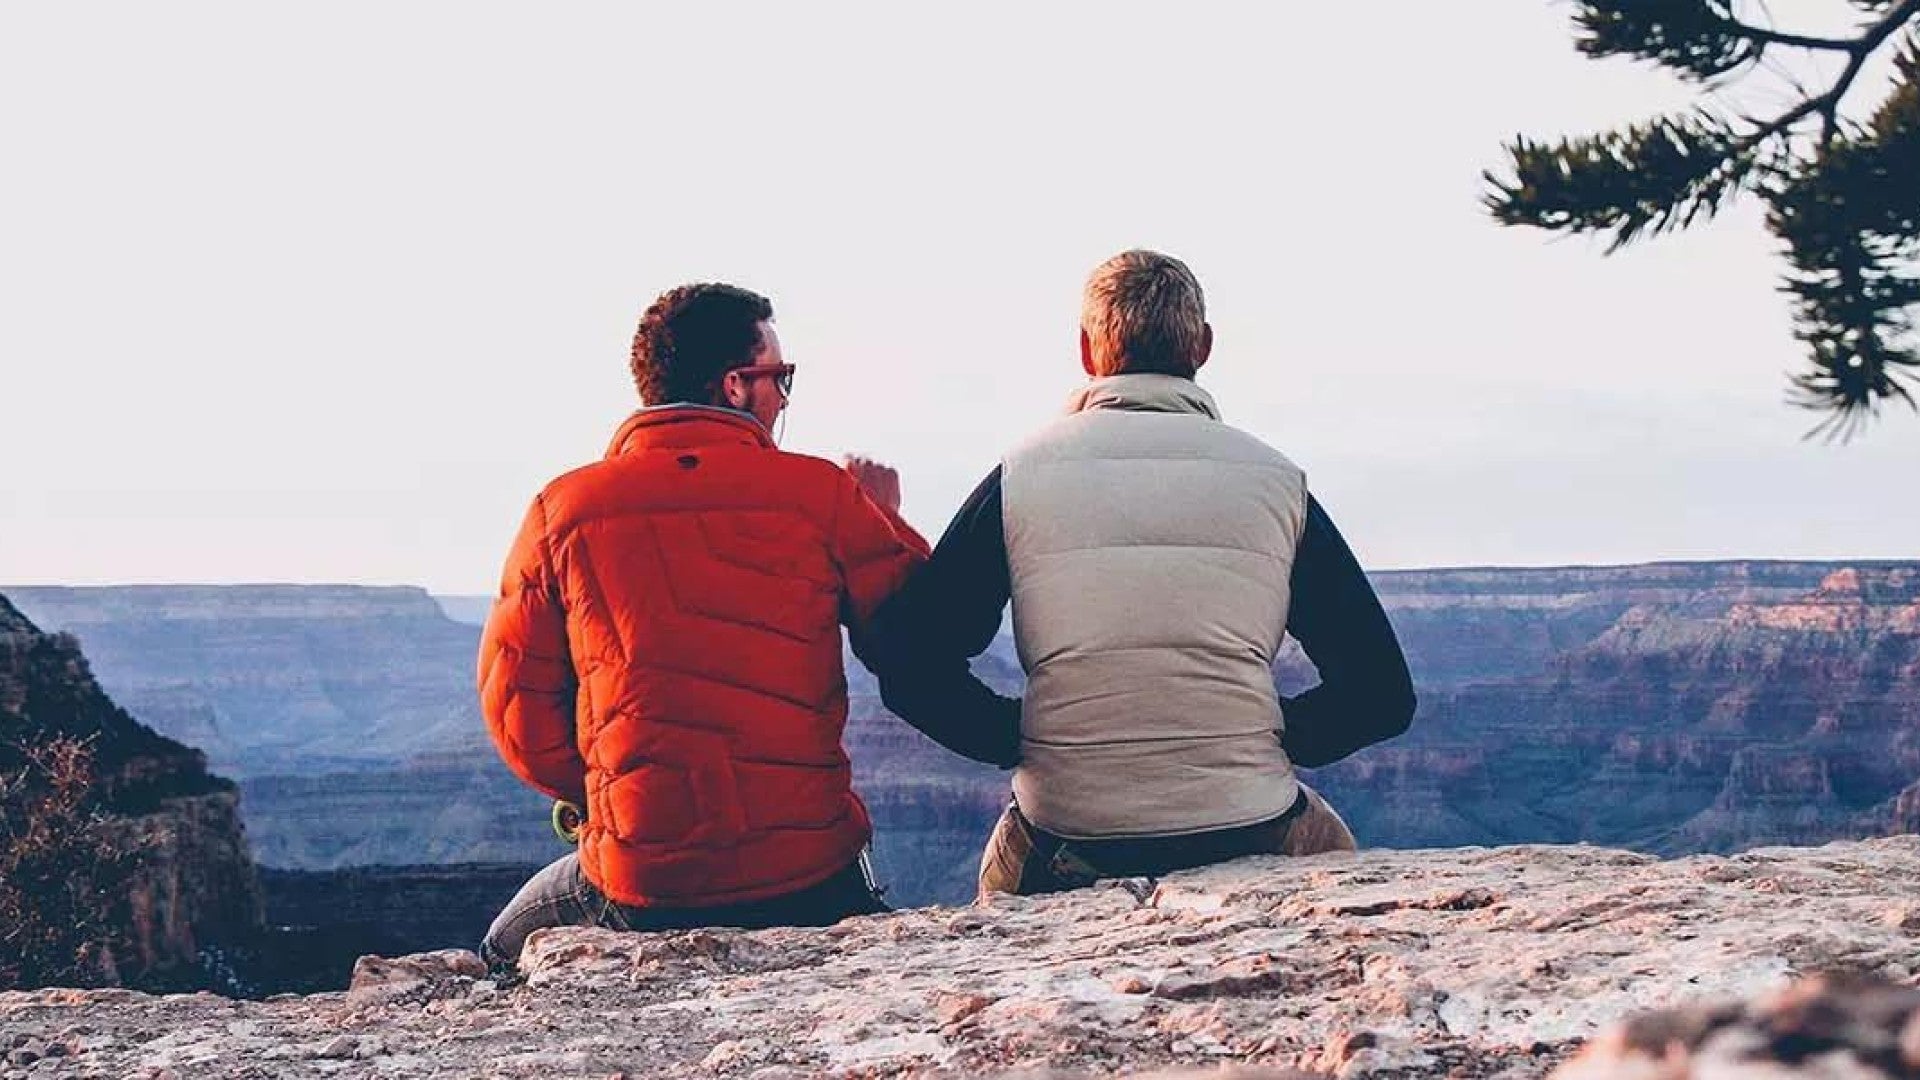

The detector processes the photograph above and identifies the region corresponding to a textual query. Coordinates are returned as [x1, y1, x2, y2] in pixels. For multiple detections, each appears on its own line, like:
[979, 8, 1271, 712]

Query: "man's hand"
[843, 455, 902, 513]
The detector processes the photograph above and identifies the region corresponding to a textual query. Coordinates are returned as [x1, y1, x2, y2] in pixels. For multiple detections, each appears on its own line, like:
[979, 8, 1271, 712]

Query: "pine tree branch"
[1811, 0, 1920, 144]
[1726, 21, 1859, 52]
[1485, 112, 1765, 249]
[1568, 1, 1902, 78]
[1488, 1, 1920, 433]
[1769, 94, 1920, 432]
[1572, 1, 1761, 79]
[1724, 0, 1920, 148]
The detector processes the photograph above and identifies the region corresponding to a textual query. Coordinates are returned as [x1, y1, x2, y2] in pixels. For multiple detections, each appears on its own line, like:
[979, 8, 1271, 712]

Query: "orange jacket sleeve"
[478, 492, 588, 806]
[831, 473, 931, 635]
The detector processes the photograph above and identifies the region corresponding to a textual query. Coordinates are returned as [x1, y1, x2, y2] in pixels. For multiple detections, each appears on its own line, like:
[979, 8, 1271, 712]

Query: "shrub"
[0, 736, 148, 989]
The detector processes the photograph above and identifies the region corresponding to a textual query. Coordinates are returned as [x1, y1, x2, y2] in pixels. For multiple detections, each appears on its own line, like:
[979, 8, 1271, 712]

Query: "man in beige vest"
[863, 250, 1416, 895]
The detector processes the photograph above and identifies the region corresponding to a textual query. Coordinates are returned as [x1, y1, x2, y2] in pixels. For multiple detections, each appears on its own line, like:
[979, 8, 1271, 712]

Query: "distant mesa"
[433, 594, 493, 627]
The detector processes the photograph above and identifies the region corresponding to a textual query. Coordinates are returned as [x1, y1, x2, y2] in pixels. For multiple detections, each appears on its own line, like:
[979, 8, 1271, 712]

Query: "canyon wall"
[0, 593, 261, 990]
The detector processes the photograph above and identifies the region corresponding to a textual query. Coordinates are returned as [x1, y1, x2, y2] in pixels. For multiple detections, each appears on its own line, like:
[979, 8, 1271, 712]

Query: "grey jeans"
[480, 851, 887, 970]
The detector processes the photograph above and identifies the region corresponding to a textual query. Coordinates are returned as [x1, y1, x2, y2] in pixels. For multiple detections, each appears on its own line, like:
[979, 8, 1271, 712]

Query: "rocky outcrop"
[4, 837, 1918, 1077]
[0, 593, 261, 990]
[110, 791, 262, 990]
[1887, 781, 1920, 835]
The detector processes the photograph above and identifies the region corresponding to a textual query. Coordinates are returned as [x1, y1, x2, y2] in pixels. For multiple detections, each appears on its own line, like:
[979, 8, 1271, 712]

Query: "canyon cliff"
[0, 593, 261, 990]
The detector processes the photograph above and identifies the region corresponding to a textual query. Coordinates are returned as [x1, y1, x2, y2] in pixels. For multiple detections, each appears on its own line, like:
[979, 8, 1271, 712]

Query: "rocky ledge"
[4, 838, 1920, 1078]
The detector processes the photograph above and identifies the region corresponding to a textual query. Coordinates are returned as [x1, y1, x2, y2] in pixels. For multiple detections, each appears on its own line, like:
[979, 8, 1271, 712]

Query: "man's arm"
[478, 492, 587, 806]
[830, 461, 931, 633]
[1281, 495, 1417, 768]
[860, 467, 1021, 768]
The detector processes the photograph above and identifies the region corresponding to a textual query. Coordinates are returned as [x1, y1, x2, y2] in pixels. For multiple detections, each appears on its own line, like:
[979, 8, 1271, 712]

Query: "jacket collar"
[1065, 373, 1221, 420]
[606, 404, 775, 458]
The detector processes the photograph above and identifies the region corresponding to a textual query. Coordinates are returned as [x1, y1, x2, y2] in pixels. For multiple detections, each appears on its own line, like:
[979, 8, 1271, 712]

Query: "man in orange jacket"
[478, 283, 929, 968]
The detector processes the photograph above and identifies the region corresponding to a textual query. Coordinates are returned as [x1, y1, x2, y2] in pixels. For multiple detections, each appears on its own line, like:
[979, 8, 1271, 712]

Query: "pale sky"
[4, 2, 1917, 595]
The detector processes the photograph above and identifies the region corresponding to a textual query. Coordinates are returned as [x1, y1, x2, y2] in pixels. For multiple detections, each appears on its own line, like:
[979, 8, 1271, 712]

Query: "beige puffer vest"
[1003, 374, 1309, 839]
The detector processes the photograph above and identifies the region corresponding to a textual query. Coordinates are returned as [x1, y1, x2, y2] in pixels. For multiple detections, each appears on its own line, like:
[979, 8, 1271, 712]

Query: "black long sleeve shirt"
[858, 467, 1415, 770]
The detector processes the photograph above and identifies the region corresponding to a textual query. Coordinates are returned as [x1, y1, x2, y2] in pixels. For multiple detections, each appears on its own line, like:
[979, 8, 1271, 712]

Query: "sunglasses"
[732, 363, 795, 396]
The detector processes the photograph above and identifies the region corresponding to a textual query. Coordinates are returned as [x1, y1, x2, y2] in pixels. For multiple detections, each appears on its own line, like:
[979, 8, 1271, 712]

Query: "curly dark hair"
[629, 283, 775, 406]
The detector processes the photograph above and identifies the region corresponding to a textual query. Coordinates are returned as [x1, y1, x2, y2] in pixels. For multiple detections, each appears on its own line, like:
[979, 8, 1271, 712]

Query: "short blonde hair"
[1080, 250, 1207, 377]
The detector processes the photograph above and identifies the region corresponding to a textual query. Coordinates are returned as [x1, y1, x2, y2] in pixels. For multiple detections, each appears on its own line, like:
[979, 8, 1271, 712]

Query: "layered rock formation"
[1365, 561, 1873, 689]
[5, 837, 1918, 1077]
[1309, 565, 1920, 856]
[0, 593, 261, 990]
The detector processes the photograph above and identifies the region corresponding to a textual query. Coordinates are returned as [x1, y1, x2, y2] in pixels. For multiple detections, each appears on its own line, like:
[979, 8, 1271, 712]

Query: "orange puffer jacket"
[479, 406, 929, 907]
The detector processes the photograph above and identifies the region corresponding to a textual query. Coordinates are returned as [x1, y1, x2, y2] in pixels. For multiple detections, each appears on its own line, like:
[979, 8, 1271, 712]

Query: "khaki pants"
[977, 782, 1356, 898]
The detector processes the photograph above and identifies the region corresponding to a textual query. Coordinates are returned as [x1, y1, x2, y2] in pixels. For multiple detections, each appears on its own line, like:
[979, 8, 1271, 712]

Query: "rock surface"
[108, 791, 263, 988]
[5, 837, 1920, 1078]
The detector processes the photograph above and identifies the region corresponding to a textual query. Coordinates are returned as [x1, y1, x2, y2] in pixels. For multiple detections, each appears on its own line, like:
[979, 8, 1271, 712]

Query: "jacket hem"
[583, 836, 867, 909]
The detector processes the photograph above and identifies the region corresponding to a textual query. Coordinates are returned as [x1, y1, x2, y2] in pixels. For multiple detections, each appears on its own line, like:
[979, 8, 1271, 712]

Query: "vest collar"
[1065, 373, 1221, 420]
[606, 404, 775, 458]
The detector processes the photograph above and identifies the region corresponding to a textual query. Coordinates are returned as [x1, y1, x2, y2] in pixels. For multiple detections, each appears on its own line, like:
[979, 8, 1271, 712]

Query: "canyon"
[5, 559, 1918, 969]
